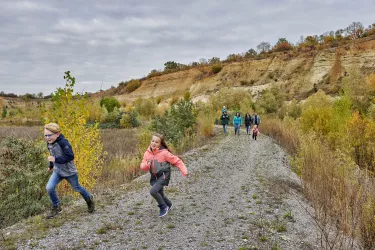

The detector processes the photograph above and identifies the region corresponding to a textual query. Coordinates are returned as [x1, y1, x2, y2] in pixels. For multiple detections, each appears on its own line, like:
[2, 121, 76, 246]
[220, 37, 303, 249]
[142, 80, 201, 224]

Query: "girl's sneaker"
[158, 205, 169, 217]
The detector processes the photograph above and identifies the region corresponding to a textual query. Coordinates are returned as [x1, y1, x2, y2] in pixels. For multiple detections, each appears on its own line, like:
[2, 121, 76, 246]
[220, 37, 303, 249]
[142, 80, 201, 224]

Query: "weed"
[259, 235, 268, 242]
[96, 228, 107, 234]
[282, 211, 294, 221]
[200, 242, 208, 246]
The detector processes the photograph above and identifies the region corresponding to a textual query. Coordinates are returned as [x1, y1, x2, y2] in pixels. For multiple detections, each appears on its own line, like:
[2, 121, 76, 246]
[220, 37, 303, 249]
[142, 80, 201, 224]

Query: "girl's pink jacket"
[140, 146, 188, 176]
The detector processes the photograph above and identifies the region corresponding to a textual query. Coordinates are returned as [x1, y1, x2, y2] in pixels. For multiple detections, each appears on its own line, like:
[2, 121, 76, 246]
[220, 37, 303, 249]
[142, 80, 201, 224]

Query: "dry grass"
[260, 117, 299, 156]
[0, 126, 41, 142]
[100, 128, 139, 160]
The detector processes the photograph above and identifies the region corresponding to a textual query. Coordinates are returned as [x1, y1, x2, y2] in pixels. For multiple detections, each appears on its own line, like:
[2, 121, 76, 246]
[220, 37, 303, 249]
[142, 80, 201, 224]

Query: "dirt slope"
[9, 131, 322, 250]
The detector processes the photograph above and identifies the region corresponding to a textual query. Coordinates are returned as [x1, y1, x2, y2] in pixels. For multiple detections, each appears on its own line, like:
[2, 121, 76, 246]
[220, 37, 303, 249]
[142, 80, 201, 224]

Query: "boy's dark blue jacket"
[47, 134, 77, 177]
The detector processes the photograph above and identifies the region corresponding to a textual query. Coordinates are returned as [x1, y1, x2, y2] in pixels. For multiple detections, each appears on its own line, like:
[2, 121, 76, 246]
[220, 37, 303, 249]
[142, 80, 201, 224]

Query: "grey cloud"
[0, 0, 374, 95]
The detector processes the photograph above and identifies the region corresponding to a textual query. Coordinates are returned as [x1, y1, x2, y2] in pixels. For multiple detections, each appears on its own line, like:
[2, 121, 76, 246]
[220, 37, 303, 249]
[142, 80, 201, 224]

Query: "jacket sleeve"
[165, 151, 188, 176]
[54, 140, 74, 164]
[140, 152, 150, 172]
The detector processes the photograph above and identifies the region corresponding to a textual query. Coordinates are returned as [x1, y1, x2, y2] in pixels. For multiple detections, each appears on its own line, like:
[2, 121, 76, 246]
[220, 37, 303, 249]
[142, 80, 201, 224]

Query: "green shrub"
[120, 111, 140, 128]
[135, 98, 156, 120]
[150, 100, 197, 146]
[255, 87, 286, 114]
[1, 106, 6, 118]
[0, 137, 50, 226]
[100, 97, 120, 113]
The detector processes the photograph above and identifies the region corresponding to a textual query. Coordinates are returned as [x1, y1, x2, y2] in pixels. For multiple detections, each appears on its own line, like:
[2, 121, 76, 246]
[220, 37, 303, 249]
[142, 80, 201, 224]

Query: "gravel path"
[12, 132, 321, 250]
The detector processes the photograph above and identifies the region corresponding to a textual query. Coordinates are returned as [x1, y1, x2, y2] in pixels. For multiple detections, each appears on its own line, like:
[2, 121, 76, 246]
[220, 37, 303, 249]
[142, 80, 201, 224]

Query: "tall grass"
[262, 116, 375, 249]
[0, 126, 41, 143]
[261, 117, 299, 156]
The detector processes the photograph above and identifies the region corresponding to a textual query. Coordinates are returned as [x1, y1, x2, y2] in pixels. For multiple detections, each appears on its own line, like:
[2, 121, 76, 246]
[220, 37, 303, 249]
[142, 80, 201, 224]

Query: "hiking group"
[220, 106, 261, 139]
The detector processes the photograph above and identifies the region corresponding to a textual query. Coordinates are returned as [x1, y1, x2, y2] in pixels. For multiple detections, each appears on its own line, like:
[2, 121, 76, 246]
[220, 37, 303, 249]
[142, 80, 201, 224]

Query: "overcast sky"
[0, 0, 374, 96]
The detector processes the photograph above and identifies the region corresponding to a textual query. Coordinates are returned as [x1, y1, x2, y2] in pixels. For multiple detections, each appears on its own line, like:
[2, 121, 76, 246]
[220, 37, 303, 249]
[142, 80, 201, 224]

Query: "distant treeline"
[0, 91, 52, 100]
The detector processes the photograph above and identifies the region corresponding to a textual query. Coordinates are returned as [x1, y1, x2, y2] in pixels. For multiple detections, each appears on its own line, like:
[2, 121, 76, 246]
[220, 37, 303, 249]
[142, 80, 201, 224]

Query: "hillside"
[1, 37, 375, 114]
[114, 37, 375, 104]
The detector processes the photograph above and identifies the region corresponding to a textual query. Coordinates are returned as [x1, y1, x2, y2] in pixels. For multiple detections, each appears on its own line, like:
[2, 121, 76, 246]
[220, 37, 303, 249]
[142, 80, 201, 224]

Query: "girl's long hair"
[153, 133, 171, 152]
[152, 133, 185, 163]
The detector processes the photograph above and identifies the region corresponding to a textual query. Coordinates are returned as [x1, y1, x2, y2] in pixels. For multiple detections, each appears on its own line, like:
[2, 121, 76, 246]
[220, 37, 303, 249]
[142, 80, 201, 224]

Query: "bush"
[125, 80, 141, 93]
[100, 97, 120, 113]
[211, 64, 223, 74]
[273, 42, 293, 52]
[135, 98, 156, 120]
[255, 87, 286, 114]
[0, 137, 50, 226]
[120, 111, 140, 128]
[150, 100, 197, 146]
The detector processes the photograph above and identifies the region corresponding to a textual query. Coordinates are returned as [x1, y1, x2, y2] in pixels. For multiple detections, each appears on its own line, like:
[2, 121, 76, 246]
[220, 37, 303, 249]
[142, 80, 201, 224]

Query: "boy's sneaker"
[46, 205, 62, 219]
[158, 205, 169, 217]
[85, 195, 95, 213]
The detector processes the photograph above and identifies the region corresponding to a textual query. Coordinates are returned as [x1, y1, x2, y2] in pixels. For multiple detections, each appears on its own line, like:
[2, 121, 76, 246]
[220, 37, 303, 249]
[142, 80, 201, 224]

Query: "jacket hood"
[147, 145, 166, 154]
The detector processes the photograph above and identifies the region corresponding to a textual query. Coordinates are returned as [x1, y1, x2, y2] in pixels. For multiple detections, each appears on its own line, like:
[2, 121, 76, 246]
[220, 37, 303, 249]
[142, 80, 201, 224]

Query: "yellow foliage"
[43, 72, 103, 194]
[299, 91, 333, 136]
[86, 100, 102, 122]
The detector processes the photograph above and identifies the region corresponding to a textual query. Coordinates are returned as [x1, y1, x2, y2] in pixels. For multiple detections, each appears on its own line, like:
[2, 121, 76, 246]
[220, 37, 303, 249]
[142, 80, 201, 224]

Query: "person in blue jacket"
[233, 112, 242, 136]
[44, 123, 95, 219]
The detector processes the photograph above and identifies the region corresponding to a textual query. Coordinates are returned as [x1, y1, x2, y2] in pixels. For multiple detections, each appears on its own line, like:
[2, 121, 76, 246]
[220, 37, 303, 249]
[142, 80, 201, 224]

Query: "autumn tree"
[345, 22, 364, 39]
[43, 71, 103, 192]
[274, 38, 293, 52]
[256, 41, 271, 53]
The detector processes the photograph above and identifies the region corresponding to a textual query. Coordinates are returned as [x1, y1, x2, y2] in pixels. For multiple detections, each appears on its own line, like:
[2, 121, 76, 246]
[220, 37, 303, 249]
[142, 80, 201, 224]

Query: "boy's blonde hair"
[44, 123, 60, 133]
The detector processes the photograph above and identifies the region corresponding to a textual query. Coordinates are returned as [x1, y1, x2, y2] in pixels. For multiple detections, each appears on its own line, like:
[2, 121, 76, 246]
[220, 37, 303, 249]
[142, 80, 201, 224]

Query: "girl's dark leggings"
[150, 182, 171, 207]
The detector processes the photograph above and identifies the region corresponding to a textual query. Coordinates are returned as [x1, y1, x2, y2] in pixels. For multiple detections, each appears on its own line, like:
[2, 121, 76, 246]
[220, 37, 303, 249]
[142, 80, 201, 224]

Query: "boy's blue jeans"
[46, 172, 91, 207]
[222, 124, 227, 134]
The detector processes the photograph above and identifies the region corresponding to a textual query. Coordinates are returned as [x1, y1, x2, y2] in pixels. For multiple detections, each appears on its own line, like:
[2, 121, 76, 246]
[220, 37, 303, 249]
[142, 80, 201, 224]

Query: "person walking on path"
[251, 124, 260, 140]
[233, 112, 242, 136]
[252, 112, 261, 128]
[44, 123, 95, 219]
[244, 113, 252, 135]
[140, 133, 188, 217]
[220, 111, 230, 135]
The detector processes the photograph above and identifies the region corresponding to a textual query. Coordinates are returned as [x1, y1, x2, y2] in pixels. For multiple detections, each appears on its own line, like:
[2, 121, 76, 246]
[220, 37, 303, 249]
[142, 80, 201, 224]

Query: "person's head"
[253, 124, 257, 128]
[150, 133, 169, 151]
[223, 106, 226, 109]
[44, 123, 61, 143]
[236, 112, 240, 116]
